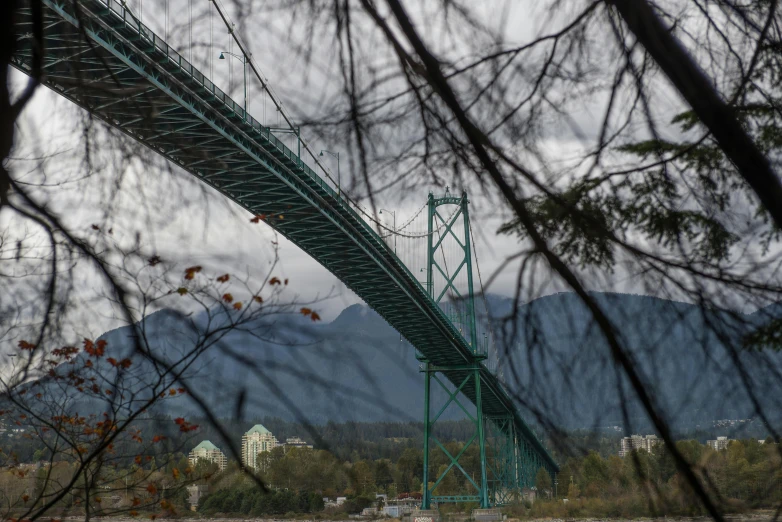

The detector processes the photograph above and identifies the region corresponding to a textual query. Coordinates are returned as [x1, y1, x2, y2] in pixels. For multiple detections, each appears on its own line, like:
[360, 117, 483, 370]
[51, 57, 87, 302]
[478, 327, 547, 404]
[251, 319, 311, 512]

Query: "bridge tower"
[420, 188, 490, 509]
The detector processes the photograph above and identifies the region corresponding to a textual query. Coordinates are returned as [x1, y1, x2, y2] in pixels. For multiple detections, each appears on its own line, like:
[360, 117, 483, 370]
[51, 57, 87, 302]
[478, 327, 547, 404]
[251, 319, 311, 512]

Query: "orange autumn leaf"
[216, 274, 230, 283]
[233, 302, 242, 311]
[169, 389, 177, 396]
[300, 307, 312, 316]
[222, 293, 233, 303]
[269, 277, 281, 285]
[120, 358, 132, 369]
[134, 456, 142, 465]
[152, 435, 166, 443]
[174, 417, 199, 432]
[146, 484, 157, 495]
[183, 265, 202, 280]
[253, 295, 263, 304]
[107, 357, 118, 367]
[177, 388, 186, 394]
[284, 278, 289, 285]
[310, 312, 321, 322]
[133, 497, 141, 506]
[18, 340, 35, 351]
[94, 497, 102, 503]
[172, 468, 180, 479]
[84, 338, 107, 357]
[176, 287, 188, 296]
[22, 495, 29, 503]
[129, 511, 139, 517]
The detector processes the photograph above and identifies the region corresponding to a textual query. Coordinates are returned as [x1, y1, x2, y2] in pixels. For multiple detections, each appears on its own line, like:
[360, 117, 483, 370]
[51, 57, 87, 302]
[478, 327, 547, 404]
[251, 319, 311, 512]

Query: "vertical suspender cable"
[189, 0, 193, 62]
[210, 0, 213, 78]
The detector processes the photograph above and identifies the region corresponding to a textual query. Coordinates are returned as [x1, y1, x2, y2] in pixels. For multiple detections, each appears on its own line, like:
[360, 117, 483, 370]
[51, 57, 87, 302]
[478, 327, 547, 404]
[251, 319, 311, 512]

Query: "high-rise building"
[707, 436, 733, 451]
[619, 435, 661, 457]
[188, 440, 227, 471]
[242, 424, 279, 471]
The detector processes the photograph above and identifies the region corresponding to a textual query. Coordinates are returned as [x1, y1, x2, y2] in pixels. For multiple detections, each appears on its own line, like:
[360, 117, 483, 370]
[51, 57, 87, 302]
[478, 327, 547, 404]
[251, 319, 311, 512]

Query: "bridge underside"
[12, 0, 558, 503]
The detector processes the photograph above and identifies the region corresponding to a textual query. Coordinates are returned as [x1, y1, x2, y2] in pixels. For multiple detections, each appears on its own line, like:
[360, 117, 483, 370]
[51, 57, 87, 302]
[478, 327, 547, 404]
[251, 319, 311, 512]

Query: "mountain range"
[41, 292, 782, 434]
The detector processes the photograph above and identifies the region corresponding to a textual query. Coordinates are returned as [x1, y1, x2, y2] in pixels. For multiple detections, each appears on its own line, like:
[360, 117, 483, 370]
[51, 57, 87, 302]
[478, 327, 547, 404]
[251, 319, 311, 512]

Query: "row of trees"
[199, 486, 324, 516]
[199, 438, 782, 517]
[529, 439, 782, 517]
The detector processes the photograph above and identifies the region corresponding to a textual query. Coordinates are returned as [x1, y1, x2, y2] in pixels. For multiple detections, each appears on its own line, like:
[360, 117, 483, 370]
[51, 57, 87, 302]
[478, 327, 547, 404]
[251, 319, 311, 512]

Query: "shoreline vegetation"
[27, 510, 782, 521]
[3, 431, 779, 520]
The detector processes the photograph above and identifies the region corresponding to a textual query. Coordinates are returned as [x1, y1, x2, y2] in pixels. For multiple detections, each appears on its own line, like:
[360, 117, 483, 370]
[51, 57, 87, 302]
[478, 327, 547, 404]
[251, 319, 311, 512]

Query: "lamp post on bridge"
[380, 208, 396, 254]
[319, 150, 341, 196]
[218, 51, 247, 115]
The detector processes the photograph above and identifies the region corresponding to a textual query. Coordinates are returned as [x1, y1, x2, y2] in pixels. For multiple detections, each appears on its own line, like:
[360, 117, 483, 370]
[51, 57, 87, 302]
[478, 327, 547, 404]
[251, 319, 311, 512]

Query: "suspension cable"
[208, 0, 437, 234]
[210, 0, 213, 78]
[470, 220, 497, 371]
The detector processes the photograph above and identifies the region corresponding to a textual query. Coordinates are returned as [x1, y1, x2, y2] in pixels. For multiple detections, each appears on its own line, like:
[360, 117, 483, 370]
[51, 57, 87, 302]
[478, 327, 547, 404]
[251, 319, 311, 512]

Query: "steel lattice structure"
[11, 0, 558, 505]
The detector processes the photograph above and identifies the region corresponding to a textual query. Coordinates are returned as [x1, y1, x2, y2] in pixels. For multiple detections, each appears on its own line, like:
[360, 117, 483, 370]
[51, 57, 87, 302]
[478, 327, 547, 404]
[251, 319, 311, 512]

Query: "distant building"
[707, 436, 733, 451]
[242, 424, 279, 471]
[285, 436, 313, 449]
[188, 440, 227, 471]
[619, 435, 662, 457]
[382, 498, 418, 518]
[186, 484, 209, 511]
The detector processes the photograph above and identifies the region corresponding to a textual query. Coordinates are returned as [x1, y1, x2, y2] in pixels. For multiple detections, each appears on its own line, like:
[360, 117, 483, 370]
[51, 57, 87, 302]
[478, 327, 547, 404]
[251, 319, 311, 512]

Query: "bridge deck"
[12, 0, 557, 476]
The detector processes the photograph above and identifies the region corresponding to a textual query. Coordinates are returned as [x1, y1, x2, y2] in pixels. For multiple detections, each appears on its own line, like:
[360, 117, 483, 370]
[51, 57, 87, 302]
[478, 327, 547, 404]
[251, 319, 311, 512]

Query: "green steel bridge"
[11, 0, 558, 507]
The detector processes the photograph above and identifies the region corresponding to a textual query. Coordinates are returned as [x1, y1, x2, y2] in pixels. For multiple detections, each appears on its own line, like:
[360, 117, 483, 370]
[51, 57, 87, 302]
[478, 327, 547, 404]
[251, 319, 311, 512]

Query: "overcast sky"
[5, 0, 692, 333]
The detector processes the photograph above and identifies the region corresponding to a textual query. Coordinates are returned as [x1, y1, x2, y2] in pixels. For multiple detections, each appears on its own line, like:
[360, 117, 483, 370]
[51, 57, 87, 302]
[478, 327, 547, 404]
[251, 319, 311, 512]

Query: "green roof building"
[188, 440, 227, 471]
[242, 424, 279, 471]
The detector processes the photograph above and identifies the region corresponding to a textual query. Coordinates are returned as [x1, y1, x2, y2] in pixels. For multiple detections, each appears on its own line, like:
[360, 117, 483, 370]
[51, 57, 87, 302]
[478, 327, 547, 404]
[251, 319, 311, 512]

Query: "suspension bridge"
[11, 0, 558, 508]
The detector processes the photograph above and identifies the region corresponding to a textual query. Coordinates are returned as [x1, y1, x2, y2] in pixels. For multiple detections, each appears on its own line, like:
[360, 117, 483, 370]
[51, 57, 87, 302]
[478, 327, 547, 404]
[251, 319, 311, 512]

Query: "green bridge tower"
[420, 189, 490, 508]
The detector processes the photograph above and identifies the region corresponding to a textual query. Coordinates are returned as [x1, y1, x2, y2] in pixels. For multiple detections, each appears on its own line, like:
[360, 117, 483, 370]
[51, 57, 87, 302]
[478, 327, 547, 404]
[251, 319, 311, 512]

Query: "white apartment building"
[619, 434, 662, 457]
[188, 440, 227, 471]
[707, 436, 733, 451]
[242, 424, 279, 471]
